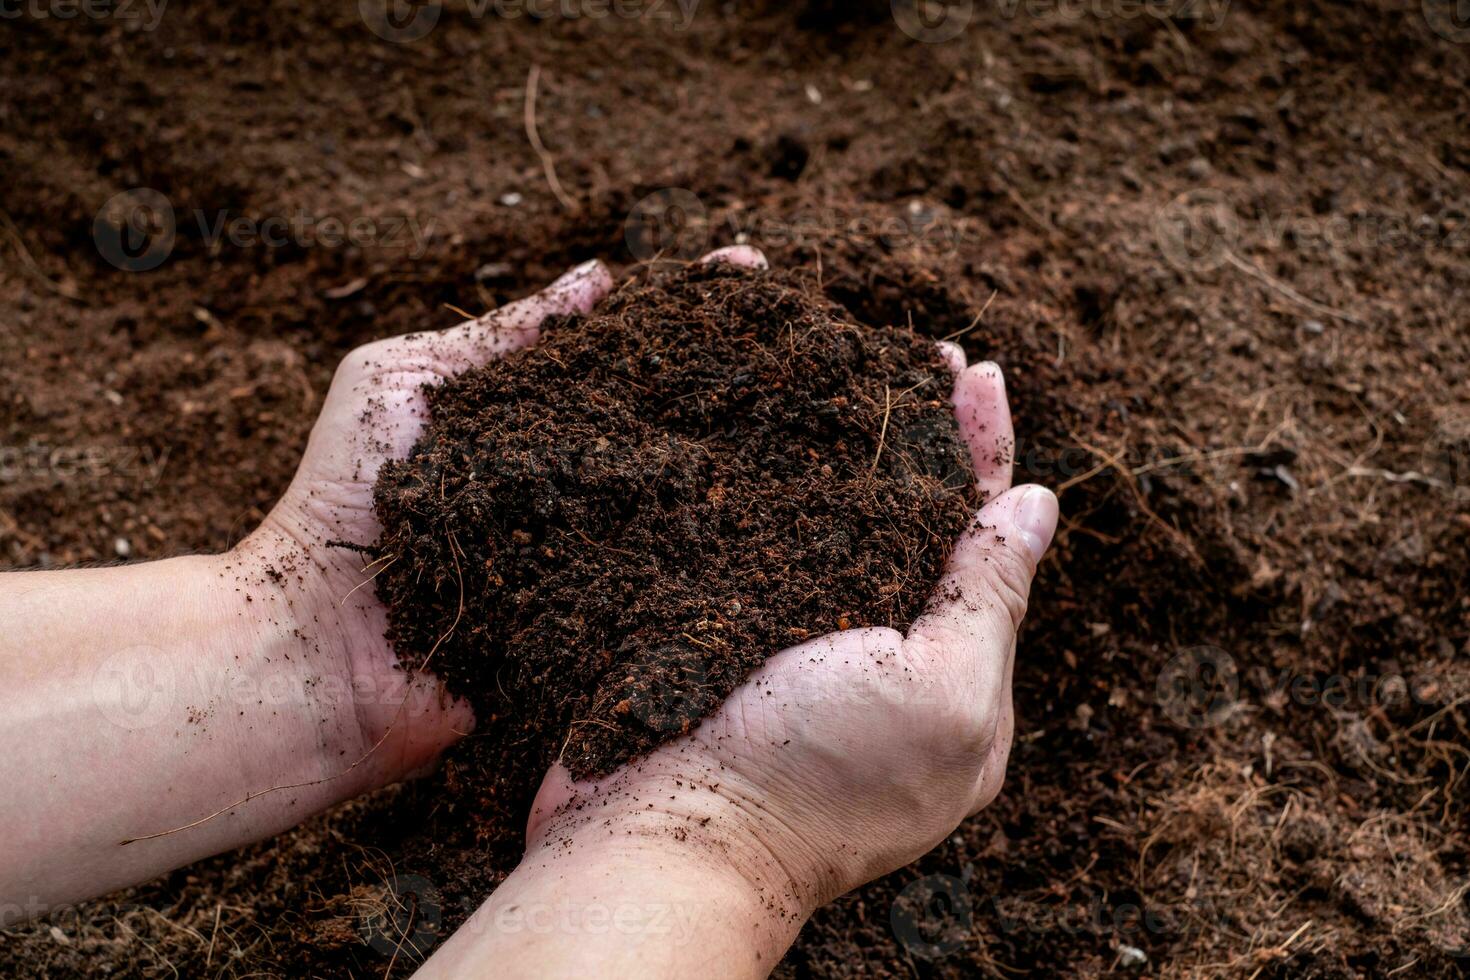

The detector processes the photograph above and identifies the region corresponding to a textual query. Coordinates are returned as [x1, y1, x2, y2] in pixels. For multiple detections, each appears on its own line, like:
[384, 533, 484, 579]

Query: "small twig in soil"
[941, 288, 998, 343]
[0, 208, 81, 301]
[340, 557, 396, 606]
[869, 384, 892, 478]
[1225, 251, 1367, 327]
[525, 65, 578, 213]
[205, 904, 221, 969]
[382, 894, 418, 980]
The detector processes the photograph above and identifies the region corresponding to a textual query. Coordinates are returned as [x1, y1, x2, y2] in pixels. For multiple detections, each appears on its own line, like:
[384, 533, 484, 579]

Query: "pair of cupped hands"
[253, 246, 1058, 971]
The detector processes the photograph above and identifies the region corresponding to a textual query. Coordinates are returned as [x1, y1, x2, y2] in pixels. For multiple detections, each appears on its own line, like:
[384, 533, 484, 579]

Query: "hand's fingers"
[395, 259, 614, 372]
[937, 341, 967, 377]
[951, 361, 1014, 505]
[701, 245, 769, 269]
[906, 485, 1057, 705]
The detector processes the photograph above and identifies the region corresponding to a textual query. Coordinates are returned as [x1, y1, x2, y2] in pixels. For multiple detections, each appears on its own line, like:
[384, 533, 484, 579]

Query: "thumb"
[390, 259, 614, 374]
[907, 485, 1058, 665]
[526, 762, 579, 847]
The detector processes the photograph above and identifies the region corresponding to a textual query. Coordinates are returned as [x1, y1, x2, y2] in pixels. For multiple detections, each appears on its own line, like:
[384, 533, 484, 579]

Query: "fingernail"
[1013, 487, 1058, 564]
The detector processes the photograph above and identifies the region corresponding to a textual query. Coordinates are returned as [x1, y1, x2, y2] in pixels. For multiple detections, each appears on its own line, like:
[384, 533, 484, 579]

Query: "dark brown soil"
[2, 0, 1469, 977]
[371, 263, 972, 808]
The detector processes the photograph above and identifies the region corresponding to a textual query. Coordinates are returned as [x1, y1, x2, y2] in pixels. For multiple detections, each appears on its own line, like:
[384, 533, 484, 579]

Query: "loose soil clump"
[371, 264, 975, 818]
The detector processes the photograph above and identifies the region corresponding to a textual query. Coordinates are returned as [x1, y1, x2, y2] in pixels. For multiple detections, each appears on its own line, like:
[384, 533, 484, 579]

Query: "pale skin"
[0, 247, 1058, 977]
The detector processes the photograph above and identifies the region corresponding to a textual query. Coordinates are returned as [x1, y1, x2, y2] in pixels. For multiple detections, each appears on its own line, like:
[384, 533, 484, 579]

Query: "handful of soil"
[372, 264, 975, 808]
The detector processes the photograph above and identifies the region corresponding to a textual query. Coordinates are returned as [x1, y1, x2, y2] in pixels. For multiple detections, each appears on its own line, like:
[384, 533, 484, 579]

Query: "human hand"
[235, 258, 616, 786]
[518, 250, 1058, 932]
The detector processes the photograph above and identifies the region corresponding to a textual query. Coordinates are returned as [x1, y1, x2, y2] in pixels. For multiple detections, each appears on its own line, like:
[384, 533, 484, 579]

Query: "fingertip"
[701, 245, 769, 270]
[952, 361, 1014, 500]
[549, 259, 615, 312]
[936, 341, 968, 377]
[962, 359, 1004, 391]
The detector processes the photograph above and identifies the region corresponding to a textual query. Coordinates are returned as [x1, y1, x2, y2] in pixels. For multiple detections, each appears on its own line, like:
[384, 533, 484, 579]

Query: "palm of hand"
[527, 330, 1055, 908]
[246, 260, 616, 777]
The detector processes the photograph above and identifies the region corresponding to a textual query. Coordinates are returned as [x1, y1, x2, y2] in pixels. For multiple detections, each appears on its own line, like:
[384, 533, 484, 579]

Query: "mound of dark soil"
[371, 264, 975, 817]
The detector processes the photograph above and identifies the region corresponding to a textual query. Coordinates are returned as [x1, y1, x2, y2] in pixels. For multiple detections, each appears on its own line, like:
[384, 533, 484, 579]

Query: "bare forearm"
[0, 549, 371, 921]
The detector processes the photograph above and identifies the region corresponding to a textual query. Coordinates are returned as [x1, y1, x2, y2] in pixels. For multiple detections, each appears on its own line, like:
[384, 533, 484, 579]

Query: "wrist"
[194, 543, 384, 805]
[424, 769, 813, 979]
[529, 757, 828, 926]
[229, 516, 470, 790]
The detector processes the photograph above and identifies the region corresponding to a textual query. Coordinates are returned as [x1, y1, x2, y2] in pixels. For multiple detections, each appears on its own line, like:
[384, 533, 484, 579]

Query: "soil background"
[2, 1, 1468, 976]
